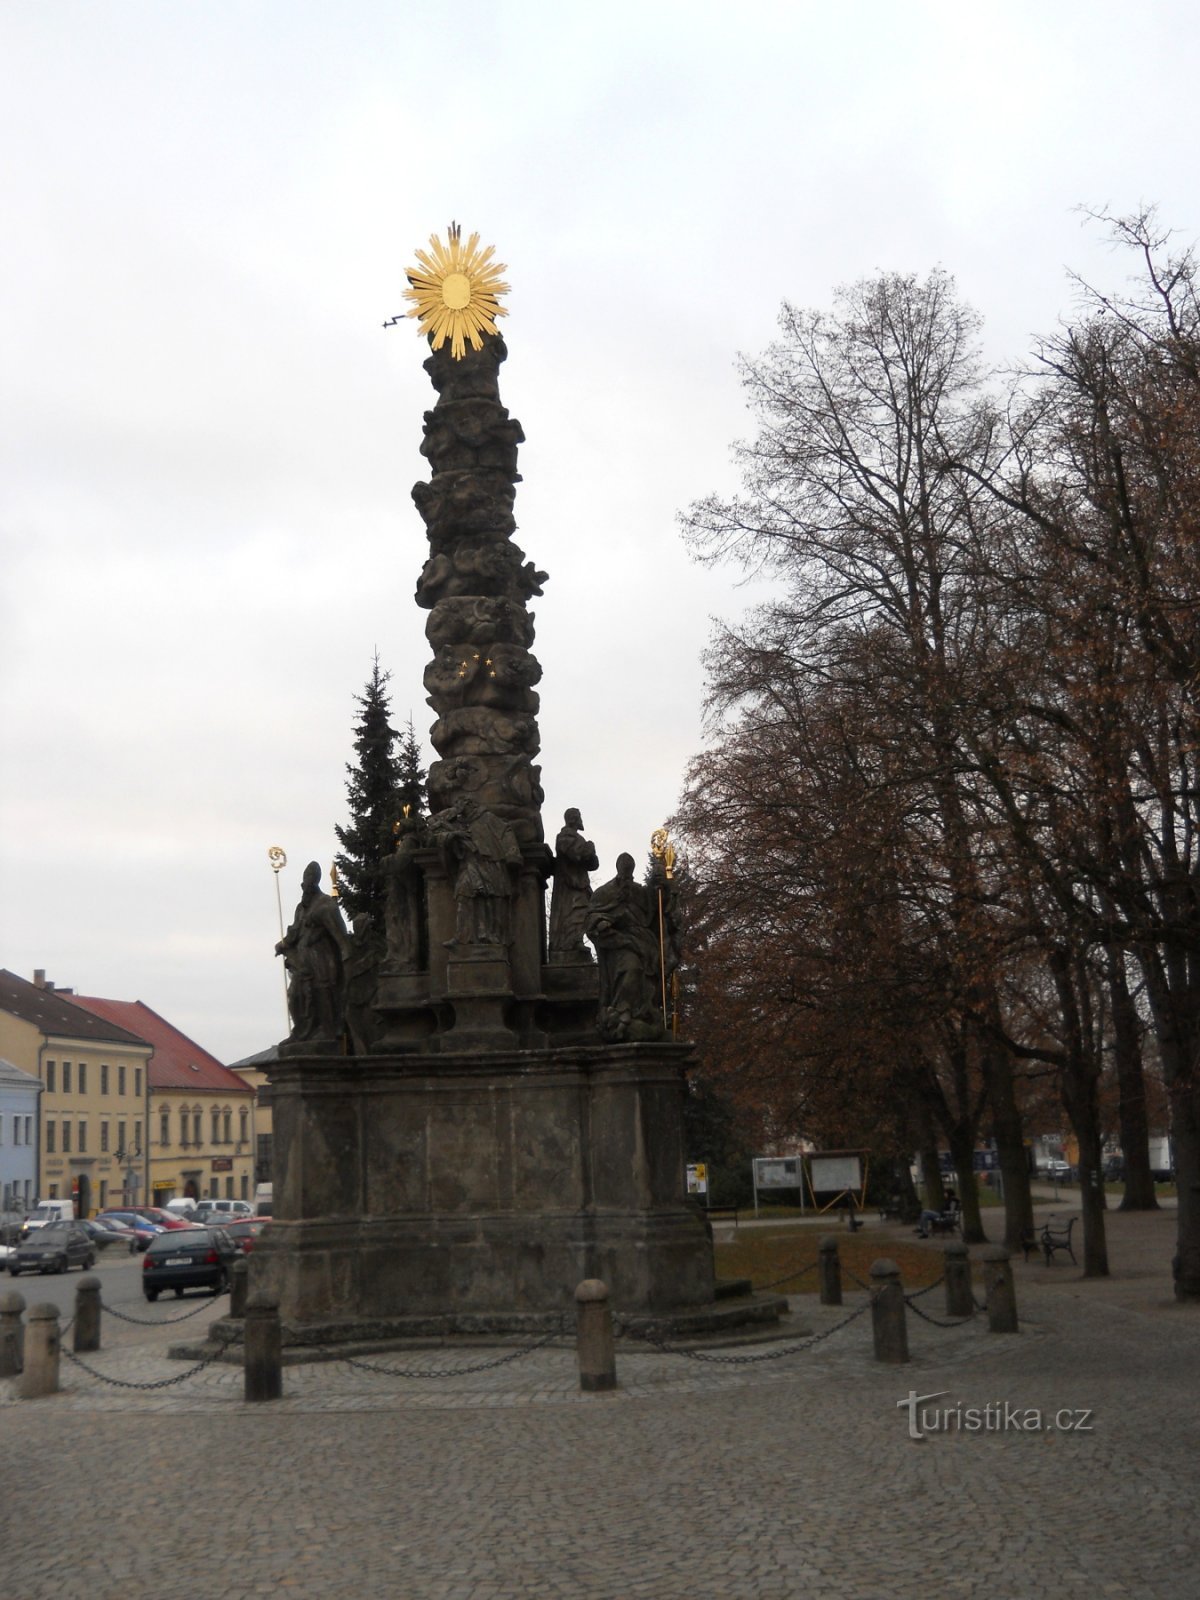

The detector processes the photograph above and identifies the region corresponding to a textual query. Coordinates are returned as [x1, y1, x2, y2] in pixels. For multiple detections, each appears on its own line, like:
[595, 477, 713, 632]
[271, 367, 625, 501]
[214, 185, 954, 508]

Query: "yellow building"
[0, 969, 153, 1215]
[228, 1044, 277, 1191]
[68, 995, 256, 1206]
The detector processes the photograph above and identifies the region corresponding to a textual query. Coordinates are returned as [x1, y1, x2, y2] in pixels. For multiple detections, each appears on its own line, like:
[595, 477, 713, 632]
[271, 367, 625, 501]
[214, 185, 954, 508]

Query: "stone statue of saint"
[381, 811, 426, 970]
[429, 795, 522, 946]
[275, 861, 352, 1043]
[343, 912, 379, 1055]
[548, 808, 599, 963]
[584, 853, 664, 1041]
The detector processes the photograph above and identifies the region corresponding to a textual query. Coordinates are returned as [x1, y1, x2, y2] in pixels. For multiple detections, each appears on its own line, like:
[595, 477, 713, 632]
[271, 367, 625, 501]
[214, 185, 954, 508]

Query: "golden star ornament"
[403, 222, 510, 360]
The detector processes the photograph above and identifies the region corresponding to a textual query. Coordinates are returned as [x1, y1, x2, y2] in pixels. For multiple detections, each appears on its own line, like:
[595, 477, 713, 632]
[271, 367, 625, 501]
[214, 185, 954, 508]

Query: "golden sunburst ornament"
[403, 222, 509, 360]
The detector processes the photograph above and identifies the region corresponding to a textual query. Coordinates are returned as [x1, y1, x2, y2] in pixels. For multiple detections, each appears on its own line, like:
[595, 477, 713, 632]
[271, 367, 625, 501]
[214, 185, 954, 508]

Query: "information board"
[808, 1154, 863, 1194]
[686, 1163, 708, 1196]
[753, 1157, 803, 1188]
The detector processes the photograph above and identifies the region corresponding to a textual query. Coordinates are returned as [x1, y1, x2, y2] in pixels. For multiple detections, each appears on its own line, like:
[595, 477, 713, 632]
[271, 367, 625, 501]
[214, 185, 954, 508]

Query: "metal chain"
[843, 1267, 874, 1291]
[905, 1276, 945, 1301]
[755, 1258, 821, 1293]
[623, 1299, 872, 1364]
[336, 1323, 567, 1380]
[61, 1332, 240, 1390]
[905, 1298, 975, 1329]
[101, 1295, 223, 1326]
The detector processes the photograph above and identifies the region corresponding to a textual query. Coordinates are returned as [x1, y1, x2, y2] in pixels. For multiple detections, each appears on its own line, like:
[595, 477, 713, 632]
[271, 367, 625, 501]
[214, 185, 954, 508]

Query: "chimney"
[33, 969, 46, 988]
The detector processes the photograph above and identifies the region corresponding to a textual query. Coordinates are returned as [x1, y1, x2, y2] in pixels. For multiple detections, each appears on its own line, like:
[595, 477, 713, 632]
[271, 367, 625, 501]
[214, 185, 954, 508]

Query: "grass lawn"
[715, 1226, 952, 1294]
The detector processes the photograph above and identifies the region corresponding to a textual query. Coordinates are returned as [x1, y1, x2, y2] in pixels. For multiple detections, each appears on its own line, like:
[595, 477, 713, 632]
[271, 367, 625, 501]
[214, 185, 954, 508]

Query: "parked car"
[9, 1221, 96, 1275]
[98, 1210, 164, 1251]
[90, 1216, 141, 1252]
[1042, 1159, 1073, 1181]
[142, 1226, 239, 1300]
[79, 1217, 128, 1251]
[223, 1219, 267, 1255]
[133, 1206, 198, 1231]
[194, 1199, 253, 1223]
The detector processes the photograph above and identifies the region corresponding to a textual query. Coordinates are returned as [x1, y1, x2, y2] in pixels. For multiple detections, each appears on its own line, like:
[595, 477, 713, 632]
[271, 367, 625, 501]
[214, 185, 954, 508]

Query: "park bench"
[704, 1206, 740, 1230]
[1021, 1216, 1077, 1264]
[927, 1198, 961, 1236]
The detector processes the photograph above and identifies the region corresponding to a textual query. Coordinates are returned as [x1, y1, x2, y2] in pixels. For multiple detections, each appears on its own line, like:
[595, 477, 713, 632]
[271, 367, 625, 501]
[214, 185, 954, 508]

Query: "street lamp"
[115, 1144, 143, 1208]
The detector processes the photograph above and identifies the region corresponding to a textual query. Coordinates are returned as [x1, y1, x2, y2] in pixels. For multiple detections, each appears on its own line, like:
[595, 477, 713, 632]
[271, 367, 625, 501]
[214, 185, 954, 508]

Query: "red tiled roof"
[0, 969, 150, 1048]
[65, 995, 253, 1096]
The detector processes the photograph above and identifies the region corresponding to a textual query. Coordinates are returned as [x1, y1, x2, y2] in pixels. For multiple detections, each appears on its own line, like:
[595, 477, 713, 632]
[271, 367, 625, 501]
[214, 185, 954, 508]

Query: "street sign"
[686, 1163, 708, 1196]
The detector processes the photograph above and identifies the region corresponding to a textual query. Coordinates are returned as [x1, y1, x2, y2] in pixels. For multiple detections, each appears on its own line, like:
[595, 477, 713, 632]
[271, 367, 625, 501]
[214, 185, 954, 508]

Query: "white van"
[21, 1199, 75, 1236]
[165, 1197, 198, 1218]
[254, 1182, 273, 1218]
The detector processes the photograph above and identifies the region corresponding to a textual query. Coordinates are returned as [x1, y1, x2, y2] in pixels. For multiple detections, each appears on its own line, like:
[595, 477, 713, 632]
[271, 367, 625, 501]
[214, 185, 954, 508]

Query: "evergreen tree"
[395, 715, 428, 817]
[334, 654, 401, 928]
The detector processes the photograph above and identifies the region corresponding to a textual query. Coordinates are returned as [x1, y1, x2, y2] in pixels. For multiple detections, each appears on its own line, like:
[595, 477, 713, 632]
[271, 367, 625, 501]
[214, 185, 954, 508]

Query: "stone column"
[74, 1274, 102, 1353]
[869, 1259, 909, 1364]
[0, 1288, 24, 1377]
[575, 1279, 617, 1392]
[982, 1244, 1018, 1333]
[18, 1303, 60, 1399]
[244, 1291, 283, 1402]
[943, 1241, 973, 1318]
[818, 1235, 842, 1306]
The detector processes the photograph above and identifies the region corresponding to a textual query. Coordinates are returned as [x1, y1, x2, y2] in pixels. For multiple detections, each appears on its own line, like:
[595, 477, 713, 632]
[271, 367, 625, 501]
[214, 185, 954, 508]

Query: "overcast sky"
[2, 1, 1196, 1063]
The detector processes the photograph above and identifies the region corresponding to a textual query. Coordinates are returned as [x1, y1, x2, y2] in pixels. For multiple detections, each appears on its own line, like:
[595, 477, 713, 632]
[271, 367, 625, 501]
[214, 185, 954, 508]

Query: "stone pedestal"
[252, 1040, 716, 1345]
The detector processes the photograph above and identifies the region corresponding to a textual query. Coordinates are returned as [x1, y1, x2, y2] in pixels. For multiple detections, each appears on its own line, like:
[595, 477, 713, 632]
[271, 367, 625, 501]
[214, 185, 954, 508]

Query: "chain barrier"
[61, 1331, 241, 1391]
[904, 1298, 975, 1329]
[101, 1295, 223, 1326]
[754, 1258, 821, 1293]
[905, 1276, 944, 1301]
[336, 1322, 568, 1380]
[620, 1299, 872, 1365]
[843, 1267, 874, 1292]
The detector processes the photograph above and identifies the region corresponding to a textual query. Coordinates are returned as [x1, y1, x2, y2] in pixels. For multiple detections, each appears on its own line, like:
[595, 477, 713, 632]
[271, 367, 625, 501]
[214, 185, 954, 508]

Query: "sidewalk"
[1, 1206, 1196, 1600]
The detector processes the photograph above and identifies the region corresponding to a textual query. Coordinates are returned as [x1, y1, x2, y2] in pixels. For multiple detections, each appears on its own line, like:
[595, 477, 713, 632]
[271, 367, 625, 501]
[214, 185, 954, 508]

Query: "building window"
[240, 1108, 249, 1144]
[180, 1106, 189, 1146]
[160, 1111, 170, 1147]
[135, 1068, 142, 1097]
[211, 1107, 220, 1144]
[193, 1112, 201, 1146]
[118, 1121, 127, 1156]
[46, 1121, 56, 1153]
[225, 1177, 234, 1199]
[46, 1060, 56, 1092]
[118, 1065, 126, 1096]
[241, 1175, 249, 1200]
[78, 1122, 87, 1153]
[99, 1180, 108, 1208]
[79, 1062, 88, 1094]
[222, 1108, 231, 1144]
[24, 1116, 31, 1145]
[62, 1122, 71, 1154]
[48, 1184, 58, 1199]
[101, 1122, 110, 1153]
[101, 1063, 109, 1094]
[134, 1120, 141, 1151]
[63, 1061, 72, 1093]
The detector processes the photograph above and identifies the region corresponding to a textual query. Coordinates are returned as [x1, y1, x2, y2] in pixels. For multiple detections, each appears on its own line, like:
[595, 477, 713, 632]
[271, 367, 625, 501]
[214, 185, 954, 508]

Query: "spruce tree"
[334, 654, 401, 928]
[395, 715, 428, 817]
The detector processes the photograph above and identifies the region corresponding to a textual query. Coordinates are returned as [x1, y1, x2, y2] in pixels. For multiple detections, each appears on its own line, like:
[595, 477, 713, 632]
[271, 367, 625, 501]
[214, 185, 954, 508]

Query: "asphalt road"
[4, 1244, 226, 1326]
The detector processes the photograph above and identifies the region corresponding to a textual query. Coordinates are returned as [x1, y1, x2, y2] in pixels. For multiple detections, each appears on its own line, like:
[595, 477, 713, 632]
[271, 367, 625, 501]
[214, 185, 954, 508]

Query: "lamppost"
[115, 1143, 143, 1209]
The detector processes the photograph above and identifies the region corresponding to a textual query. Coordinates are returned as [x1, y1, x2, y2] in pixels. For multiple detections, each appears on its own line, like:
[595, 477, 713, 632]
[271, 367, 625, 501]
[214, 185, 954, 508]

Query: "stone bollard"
[869, 1259, 909, 1364]
[575, 1279, 617, 1392]
[818, 1235, 843, 1306]
[0, 1288, 25, 1377]
[18, 1303, 61, 1399]
[229, 1255, 249, 1319]
[982, 1245, 1018, 1333]
[943, 1241, 974, 1319]
[243, 1291, 283, 1402]
[75, 1274, 102, 1353]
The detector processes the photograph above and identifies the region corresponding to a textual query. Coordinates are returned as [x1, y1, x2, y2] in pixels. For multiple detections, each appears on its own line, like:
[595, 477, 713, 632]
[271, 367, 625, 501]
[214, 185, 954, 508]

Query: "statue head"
[302, 861, 322, 891]
[564, 808, 583, 830]
[616, 852, 636, 881]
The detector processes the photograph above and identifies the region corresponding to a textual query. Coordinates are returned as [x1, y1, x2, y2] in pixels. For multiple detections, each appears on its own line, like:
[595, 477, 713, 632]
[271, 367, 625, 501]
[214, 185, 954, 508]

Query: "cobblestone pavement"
[1, 1210, 1196, 1600]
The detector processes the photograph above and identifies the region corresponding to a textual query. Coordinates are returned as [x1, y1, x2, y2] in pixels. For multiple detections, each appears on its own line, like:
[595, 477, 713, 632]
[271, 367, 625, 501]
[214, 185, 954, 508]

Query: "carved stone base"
[252, 1041, 722, 1335]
